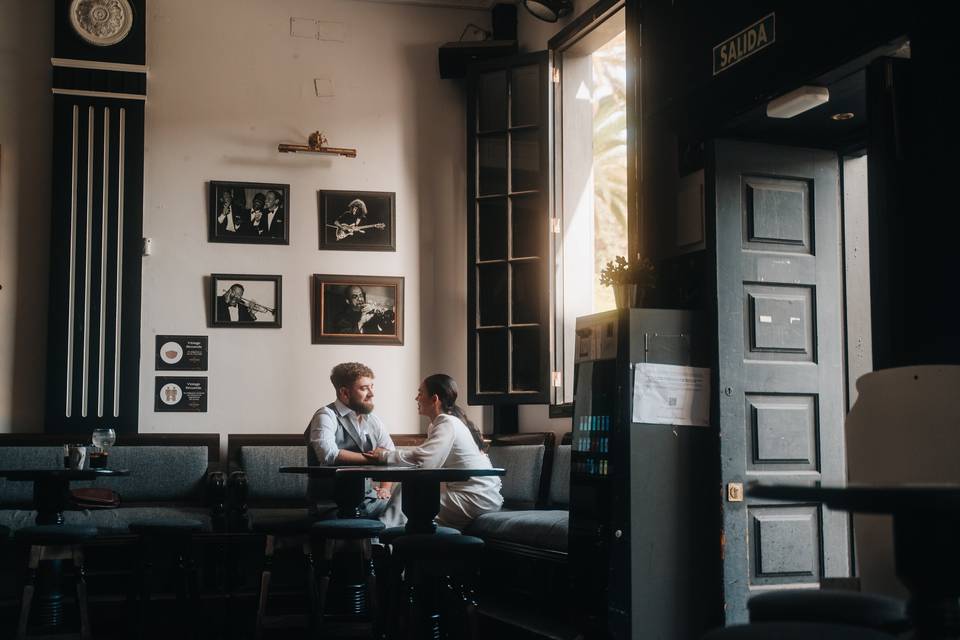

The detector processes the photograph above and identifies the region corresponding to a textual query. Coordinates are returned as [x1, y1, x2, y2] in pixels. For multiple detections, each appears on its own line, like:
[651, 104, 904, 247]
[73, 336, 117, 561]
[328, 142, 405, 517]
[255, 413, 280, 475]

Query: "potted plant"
[599, 255, 656, 309]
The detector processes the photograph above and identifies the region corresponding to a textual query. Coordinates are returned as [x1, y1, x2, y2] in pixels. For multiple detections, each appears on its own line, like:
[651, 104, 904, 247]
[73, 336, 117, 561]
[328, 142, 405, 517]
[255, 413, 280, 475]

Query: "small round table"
[280, 466, 506, 533]
[0, 468, 129, 525]
[748, 483, 960, 640]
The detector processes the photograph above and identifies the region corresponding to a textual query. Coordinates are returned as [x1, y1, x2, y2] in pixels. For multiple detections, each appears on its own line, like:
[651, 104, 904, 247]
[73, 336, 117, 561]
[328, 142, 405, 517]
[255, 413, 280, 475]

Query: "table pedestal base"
[895, 513, 960, 639]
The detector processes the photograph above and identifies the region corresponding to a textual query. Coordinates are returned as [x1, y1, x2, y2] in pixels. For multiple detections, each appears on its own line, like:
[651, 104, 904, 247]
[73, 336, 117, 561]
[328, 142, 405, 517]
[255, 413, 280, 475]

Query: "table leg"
[33, 477, 70, 525]
[893, 511, 960, 639]
[402, 479, 440, 534]
[334, 476, 366, 519]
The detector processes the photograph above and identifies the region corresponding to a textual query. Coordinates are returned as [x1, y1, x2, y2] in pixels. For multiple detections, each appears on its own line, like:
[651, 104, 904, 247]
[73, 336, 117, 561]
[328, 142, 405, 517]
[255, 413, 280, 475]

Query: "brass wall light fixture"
[278, 131, 357, 158]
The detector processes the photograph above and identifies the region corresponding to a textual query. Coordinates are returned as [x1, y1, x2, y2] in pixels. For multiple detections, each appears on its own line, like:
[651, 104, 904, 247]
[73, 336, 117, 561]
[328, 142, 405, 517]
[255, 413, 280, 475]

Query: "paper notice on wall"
[632, 363, 711, 427]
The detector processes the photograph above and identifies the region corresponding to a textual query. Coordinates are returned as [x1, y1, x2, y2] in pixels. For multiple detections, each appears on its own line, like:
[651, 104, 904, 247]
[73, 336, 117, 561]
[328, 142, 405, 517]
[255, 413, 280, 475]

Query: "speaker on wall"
[438, 40, 518, 79]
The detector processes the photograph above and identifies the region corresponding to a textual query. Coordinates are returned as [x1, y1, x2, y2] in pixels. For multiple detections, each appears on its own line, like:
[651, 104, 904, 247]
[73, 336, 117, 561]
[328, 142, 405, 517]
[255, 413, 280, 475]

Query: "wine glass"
[91, 428, 117, 467]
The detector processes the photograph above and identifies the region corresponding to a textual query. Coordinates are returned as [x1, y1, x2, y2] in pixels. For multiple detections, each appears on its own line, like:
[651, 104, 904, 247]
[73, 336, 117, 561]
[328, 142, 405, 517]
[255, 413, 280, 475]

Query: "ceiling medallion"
[69, 0, 134, 47]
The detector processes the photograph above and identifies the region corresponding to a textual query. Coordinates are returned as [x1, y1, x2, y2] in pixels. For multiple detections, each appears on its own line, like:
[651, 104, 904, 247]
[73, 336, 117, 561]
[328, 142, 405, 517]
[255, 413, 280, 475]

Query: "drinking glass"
[91, 428, 117, 468]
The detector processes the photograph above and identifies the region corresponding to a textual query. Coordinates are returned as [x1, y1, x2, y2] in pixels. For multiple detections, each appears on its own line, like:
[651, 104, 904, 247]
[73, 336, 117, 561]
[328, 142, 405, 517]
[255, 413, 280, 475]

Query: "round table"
[748, 483, 960, 639]
[0, 468, 129, 525]
[280, 465, 506, 533]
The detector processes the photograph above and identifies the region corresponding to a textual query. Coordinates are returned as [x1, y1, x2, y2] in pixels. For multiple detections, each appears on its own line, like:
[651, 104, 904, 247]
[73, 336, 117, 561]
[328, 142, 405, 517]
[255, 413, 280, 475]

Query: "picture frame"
[210, 274, 282, 328]
[318, 190, 396, 252]
[312, 274, 404, 345]
[209, 180, 290, 245]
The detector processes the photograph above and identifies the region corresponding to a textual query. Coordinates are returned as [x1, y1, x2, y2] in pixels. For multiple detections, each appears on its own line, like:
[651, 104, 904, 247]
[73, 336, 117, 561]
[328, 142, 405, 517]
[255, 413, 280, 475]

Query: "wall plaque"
[155, 335, 208, 371]
[155, 377, 208, 413]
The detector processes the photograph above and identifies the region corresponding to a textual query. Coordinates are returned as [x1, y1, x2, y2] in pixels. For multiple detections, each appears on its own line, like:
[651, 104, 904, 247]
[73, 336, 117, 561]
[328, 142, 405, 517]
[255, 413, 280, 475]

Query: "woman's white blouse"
[383, 414, 503, 529]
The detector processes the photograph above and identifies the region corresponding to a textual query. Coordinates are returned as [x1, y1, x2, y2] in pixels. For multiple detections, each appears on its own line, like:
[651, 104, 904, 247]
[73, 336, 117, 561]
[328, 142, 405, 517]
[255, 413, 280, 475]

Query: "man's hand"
[374, 485, 391, 500]
[362, 447, 389, 464]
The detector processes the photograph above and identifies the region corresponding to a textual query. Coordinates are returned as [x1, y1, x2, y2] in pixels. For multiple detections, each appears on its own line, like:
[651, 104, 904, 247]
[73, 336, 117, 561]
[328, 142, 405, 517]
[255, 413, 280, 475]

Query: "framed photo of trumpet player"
[318, 190, 396, 252]
[209, 181, 290, 245]
[312, 274, 404, 345]
[210, 274, 282, 328]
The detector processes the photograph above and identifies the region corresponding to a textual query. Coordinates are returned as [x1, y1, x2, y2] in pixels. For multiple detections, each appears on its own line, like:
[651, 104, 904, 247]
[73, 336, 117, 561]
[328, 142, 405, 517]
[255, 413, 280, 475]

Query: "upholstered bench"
[0, 434, 225, 534]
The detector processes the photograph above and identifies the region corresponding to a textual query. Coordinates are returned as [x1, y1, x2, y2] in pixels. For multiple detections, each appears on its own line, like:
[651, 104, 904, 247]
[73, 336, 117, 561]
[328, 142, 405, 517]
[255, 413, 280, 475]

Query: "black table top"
[0, 468, 130, 481]
[280, 465, 506, 482]
[747, 482, 960, 514]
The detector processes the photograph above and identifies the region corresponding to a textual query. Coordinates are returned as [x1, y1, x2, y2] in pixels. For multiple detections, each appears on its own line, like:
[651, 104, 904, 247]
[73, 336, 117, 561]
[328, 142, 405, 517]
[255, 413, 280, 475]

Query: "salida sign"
[713, 13, 775, 75]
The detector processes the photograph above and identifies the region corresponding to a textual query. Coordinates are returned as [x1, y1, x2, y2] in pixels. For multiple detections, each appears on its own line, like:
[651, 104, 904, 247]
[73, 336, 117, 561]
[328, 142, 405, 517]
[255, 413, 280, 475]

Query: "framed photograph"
[312, 274, 404, 345]
[209, 180, 290, 245]
[318, 190, 396, 251]
[210, 274, 282, 328]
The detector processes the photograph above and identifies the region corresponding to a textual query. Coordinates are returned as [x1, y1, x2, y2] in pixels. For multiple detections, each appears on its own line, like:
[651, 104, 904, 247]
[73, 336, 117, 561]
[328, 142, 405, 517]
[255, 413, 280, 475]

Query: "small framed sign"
[155, 377, 208, 412]
[155, 335, 208, 371]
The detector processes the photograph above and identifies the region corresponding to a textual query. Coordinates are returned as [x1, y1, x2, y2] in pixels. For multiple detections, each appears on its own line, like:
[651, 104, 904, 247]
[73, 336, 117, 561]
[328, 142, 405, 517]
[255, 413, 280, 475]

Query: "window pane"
[512, 327, 541, 391]
[478, 135, 507, 196]
[479, 71, 507, 132]
[478, 199, 507, 261]
[478, 329, 508, 392]
[478, 263, 508, 327]
[511, 65, 540, 127]
[511, 194, 542, 259]
[512, 261, 541, 325]
[511, 129, 539, 193]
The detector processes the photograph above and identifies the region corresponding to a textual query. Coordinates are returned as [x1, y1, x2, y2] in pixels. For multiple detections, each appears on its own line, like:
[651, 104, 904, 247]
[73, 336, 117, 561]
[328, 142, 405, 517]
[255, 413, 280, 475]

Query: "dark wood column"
[45, 0, 146, 434]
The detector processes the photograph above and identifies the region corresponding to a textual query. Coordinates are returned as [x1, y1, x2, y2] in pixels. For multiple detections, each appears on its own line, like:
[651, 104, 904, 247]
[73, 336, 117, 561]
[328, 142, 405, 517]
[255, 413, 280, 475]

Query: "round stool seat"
[380, 525, 459, 544]
[702, 622, 897, 639]
[748, 589, 908, 631]
[251, 514, 318, 535]
[128, 518, 204, 535]
[310, 518, 385, 540]
[15, 524, 98, 545]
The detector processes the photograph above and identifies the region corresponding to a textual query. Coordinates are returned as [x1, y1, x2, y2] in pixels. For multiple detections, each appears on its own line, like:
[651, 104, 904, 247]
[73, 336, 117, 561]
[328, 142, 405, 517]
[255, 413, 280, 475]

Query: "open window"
[549, 0, 630, 412]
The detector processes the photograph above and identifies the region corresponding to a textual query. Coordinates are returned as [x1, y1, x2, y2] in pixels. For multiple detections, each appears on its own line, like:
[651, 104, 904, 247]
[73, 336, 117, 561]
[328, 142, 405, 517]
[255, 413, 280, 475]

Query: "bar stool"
[390, 533, 485, 640]
[15, 523, 98, 640]
[701, 622, 897, 639]
[250, 513, 318, 639]
[309, 518, 385, 633]
[748, 590, 909, 633]
[128, 518, 203, 639]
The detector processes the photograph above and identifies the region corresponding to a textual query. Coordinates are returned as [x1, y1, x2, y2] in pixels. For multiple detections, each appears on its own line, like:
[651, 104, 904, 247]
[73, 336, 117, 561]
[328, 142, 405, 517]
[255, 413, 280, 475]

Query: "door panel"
[712, 140, 849, 623]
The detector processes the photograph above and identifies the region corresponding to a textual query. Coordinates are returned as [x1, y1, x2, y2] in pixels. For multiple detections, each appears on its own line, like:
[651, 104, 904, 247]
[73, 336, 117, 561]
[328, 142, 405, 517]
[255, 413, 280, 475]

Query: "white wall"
[0, 0, 53, 433]
[139, 0, 486, 437]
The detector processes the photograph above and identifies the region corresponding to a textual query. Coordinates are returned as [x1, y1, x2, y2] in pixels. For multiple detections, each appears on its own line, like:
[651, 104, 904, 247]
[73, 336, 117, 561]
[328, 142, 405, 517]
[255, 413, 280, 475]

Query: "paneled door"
[711, 139, 850, 623]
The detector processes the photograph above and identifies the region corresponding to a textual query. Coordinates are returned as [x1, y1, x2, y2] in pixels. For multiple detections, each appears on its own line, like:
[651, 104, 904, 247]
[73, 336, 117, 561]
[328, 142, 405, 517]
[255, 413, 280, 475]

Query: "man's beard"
[348, 398, 374, 415]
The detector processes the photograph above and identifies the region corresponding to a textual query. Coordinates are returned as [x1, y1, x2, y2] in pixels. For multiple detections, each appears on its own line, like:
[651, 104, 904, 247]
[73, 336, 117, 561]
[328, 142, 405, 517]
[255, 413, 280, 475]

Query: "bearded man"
[304, 362, 403, 525]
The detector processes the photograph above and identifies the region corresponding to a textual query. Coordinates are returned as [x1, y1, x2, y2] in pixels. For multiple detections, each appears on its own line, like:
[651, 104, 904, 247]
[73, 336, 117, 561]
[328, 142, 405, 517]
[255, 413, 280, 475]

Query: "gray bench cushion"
[487, 444, 545, 509]
[239, 446, 308, 502]
[548, 445, 570, 507]
[91, 446, 210, 502]
[0, 447, 66, 507]
[466, 509, 569, 552]
[0, 506, 213, 534]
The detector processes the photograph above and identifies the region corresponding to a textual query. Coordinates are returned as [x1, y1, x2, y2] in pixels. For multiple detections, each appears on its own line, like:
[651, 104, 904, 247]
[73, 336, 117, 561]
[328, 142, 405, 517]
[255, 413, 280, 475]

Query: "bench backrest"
[548, 444, 571, 508]
[487, 432, 556, 509]
[0, 434, 219, 506]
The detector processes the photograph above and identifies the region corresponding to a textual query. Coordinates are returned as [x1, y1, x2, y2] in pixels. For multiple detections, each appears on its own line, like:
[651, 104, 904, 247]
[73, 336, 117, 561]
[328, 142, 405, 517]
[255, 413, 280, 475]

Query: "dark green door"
[711, 140, 850, 623]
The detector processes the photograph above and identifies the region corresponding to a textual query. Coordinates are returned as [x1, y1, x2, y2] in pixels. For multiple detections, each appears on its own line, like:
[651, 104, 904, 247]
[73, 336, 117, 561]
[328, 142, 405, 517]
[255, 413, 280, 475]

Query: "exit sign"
[713, 13, 776, 76]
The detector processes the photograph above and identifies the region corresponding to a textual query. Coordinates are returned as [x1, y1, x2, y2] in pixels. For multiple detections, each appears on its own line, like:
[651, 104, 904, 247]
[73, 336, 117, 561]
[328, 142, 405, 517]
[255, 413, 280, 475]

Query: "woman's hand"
[374, 485, 392, 500]
[362, 448, 389, 465]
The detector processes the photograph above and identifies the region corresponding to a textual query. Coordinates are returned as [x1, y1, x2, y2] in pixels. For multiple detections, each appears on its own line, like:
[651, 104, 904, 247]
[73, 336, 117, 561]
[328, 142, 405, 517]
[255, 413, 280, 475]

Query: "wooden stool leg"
[73, 547, 91, 640]
[16, 546, 41, 640]
[363, 540, 379, 618]
[304, 541, 318, 639]
[314, 539, 337, 629]
[254, 534, 274, 640]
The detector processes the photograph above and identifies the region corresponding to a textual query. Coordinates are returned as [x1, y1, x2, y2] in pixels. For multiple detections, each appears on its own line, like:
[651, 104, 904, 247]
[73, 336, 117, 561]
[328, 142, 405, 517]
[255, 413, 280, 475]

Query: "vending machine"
[568, 308, 719, 640]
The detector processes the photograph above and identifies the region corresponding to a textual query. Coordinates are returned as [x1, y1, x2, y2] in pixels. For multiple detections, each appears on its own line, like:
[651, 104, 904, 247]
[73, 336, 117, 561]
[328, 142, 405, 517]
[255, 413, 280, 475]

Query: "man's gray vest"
[304, 401, 376, 512]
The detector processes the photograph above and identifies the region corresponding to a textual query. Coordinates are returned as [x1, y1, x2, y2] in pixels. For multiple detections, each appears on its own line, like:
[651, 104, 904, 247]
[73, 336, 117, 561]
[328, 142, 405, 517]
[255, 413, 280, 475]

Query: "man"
[216, 283, 256, 322]
[334, 285, 395, 334]
[216, 189, 244, 234]
[246, 193, 267, 237]
[305, 363, 403, 525]
[260, 190, 284, 238]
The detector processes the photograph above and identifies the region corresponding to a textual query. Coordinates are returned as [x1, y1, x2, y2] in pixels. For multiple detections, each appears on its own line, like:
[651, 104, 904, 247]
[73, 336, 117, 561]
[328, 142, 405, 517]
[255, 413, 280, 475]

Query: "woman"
[367, 374, 502, 530]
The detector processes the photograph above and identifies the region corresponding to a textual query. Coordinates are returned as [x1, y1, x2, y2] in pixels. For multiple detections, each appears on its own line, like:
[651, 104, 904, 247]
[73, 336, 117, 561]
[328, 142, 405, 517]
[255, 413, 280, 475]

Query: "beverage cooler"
[569, 309, 720, 640]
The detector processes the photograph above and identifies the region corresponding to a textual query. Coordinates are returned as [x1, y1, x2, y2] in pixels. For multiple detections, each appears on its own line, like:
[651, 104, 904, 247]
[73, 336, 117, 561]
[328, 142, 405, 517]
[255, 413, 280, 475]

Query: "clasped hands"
[362, 447, 390, 465]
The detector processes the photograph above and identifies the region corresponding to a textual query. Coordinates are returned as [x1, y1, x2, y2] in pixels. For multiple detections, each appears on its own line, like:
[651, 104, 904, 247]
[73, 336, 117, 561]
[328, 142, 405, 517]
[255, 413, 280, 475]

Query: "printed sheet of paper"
[632, 363, 711, 426]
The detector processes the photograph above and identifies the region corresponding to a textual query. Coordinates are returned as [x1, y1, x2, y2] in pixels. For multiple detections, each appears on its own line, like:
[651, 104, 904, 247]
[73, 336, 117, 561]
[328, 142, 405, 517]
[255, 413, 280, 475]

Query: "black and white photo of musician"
[209, 181, 290, 245]
[323, 284, 397, 336]
[210, 274, 282, 328]
[319, 190, 396, 252]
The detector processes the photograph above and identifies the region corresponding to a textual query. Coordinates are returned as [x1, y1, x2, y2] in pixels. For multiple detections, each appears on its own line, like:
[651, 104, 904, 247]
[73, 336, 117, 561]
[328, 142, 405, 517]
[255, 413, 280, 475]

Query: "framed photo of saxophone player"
[318, 190, 396, 252]
[312, 274, 403, 345]
[210, 274, 282, 328]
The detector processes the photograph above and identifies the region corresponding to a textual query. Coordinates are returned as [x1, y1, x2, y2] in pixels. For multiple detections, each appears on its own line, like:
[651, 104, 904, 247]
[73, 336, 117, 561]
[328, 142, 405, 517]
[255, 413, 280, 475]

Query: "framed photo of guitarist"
[318, 190, 396, 251]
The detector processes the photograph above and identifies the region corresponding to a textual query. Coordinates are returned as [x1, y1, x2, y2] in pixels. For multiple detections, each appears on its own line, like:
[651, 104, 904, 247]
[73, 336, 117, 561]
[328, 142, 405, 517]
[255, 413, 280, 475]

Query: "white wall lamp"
[766, 86, 830, 119]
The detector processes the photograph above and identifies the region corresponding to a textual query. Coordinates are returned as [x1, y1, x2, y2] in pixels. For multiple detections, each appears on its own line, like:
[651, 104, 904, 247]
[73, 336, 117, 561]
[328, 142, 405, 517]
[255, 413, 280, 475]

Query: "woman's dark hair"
[423, 373, 486, 452]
